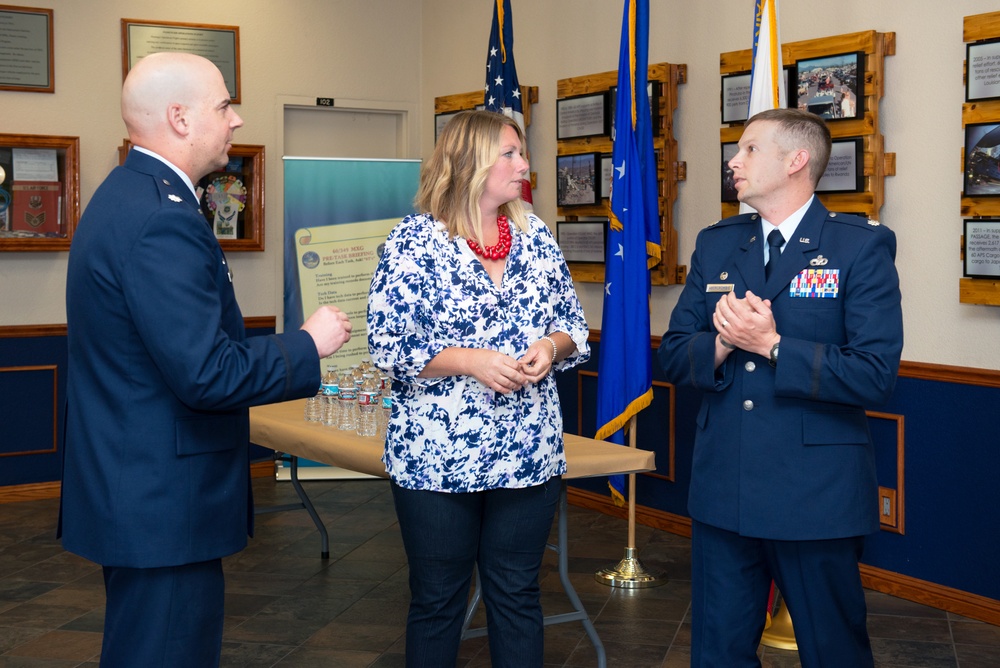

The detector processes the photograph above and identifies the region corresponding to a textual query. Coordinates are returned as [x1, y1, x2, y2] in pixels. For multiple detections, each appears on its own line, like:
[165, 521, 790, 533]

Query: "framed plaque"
[556, 92, 608, 140]
[600, 154, 613, 199]
[557, 219, 606, 264]
[122, 19, 241, 103]
[434, 111, 460, 143]
[966, 38, 1000, 103]
[816, 138, 863, 194]
[963, 122, 1000, 197]
[556, 152, 601, 207]
[721, 72, 751, 124]
[964, 219, 1000, 278]
[0, 5, 54, 93]
[794, 52, 863, 121]
[609, 82, 659, 135]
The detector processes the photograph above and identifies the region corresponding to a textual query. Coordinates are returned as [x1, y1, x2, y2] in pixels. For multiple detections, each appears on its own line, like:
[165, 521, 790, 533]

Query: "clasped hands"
[713, 290, 779, 358]
[475, 339, 554, 394]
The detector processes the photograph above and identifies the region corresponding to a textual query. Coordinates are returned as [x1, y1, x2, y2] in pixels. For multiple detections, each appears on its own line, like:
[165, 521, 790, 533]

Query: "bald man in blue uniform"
[659, 109, 902, 667]
[60, 52, 352, 667]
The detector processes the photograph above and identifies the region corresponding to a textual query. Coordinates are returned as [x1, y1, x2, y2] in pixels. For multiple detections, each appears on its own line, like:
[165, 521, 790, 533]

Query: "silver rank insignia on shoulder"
[708, 220, 720, 227]
[868, 219, 880, 226]
[809, 255, 829, 267]
[168, 194, 182, 202]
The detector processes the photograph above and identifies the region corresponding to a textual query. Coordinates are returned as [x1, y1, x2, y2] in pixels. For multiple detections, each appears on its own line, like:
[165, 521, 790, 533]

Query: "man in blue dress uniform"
[658, 109, 903, 667]
[60, 52, 352, 666]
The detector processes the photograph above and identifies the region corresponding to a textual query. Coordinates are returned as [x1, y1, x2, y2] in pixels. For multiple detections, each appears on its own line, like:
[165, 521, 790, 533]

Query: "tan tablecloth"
[250, 399, 655, 480]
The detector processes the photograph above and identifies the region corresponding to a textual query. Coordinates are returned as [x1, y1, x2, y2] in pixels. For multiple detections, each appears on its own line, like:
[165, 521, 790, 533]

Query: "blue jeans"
[391, 477, 561, 668]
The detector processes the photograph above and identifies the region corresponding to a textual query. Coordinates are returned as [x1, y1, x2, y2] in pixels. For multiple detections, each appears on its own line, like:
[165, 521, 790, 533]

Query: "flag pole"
[595, 415, 664, 588]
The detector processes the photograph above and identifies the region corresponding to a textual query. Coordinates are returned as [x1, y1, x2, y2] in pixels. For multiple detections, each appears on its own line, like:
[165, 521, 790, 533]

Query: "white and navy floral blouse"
[368, 212, 590, 493]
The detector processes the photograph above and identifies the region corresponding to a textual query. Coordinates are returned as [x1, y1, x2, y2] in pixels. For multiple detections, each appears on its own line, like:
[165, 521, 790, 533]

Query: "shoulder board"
[825, 211, 883, 230]
[707, 212, 757, 229]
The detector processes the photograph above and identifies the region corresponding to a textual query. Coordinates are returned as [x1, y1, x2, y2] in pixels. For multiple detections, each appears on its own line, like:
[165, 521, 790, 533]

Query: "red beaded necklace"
[466, 215, 512, 260]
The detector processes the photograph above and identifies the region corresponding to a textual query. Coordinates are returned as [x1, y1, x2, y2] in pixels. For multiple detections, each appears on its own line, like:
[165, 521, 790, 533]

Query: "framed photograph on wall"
[556, 152, 600, 207]
[816, 138, 863, 193]
[966, 38, 1000, 102]
[964, 219, 1000, 278]
[721, 142, 739, 202]
[794, 51, 863, 121]
[557, 219, 607, 264]
[963, 122, 1000, 197]
[556, 93, 608, 140]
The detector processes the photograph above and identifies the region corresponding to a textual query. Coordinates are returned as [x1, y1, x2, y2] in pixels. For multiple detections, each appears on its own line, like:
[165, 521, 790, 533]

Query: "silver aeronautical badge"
[168, 194, 183, 202]
[809, 255, 829, 267]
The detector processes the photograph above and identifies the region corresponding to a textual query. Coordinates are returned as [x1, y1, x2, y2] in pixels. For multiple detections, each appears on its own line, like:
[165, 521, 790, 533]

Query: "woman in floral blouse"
[368, 110, 589, 667]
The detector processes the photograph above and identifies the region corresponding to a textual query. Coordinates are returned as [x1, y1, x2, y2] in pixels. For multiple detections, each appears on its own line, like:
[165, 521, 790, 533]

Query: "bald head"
[122, 52, 243, 182]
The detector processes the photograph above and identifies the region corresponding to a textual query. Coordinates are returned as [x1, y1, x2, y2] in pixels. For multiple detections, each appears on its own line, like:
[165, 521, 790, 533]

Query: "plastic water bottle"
[320, 365, 340, 427]
[356, 373, 380, 437]
[338, 373, 358, 431]
[304, 392, 323, 422]
[376, 393, 392, 439]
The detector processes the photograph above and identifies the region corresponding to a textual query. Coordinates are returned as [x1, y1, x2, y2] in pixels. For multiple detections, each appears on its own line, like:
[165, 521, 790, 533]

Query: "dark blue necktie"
[764, 229, 784, 280]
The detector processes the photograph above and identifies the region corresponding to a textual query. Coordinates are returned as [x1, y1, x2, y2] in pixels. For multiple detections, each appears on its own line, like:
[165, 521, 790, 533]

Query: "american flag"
[484, 0, 532, 204]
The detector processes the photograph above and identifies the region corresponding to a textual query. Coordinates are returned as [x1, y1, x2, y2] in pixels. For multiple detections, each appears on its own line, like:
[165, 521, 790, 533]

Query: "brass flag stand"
[595, 416, 665, 588]
[760, 588, 798, 650]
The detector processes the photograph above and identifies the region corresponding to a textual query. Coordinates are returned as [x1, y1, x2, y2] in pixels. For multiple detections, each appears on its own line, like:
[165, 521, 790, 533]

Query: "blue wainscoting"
[0, 320, 278, 487]
[558, 338, 1000, 607]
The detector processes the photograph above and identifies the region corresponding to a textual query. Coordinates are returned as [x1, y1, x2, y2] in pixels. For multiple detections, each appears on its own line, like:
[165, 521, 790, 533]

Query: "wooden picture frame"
[121, 18, 241, 103]
[556, 152, 601, 207]
[816, 138, 864, 194]
[0, 133, 79, 251]
[0, 5, 54, 93]
[794, 51, 863, 121]
[119, 139, 264, 251]
[556, 92, 608, 140]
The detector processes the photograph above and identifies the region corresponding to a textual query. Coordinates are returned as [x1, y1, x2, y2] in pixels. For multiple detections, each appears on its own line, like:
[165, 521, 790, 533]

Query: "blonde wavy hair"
[415, 110, 529, 246]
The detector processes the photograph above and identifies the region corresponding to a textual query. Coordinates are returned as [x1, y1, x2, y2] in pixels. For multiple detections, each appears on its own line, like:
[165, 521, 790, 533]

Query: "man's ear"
[166, 103, 189, 136]
[786, 149, 810, 177]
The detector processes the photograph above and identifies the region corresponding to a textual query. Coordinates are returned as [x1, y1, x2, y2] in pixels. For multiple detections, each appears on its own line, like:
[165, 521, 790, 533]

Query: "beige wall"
[1, 0, 422, 325]
[421, 0, 1000, 370]
[4, 0, 999, 371]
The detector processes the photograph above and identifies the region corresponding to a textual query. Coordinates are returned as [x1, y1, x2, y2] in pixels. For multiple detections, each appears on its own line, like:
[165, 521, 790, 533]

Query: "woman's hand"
[470, 349, 528, 394]
[518, 340, 555, 384]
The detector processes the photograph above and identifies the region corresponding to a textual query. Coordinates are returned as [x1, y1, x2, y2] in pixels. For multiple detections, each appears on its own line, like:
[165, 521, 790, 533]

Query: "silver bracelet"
[541, 335, 558, 362]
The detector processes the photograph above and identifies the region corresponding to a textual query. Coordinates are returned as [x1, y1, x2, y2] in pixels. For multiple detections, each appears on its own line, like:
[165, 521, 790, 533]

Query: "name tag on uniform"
[706, 283, 734, 293]
[790, 269, 840, 298]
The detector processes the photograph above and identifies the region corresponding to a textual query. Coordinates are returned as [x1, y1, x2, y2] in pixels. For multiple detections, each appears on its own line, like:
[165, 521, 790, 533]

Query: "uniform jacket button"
[743, 400, 754, 411]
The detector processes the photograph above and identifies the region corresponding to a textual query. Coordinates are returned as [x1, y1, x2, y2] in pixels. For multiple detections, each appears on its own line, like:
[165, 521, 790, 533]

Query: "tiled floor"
[1, 477, 998, 667]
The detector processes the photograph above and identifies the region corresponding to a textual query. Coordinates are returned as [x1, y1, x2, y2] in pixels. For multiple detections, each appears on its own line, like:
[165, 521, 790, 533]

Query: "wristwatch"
[768, 342, 779, 368]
